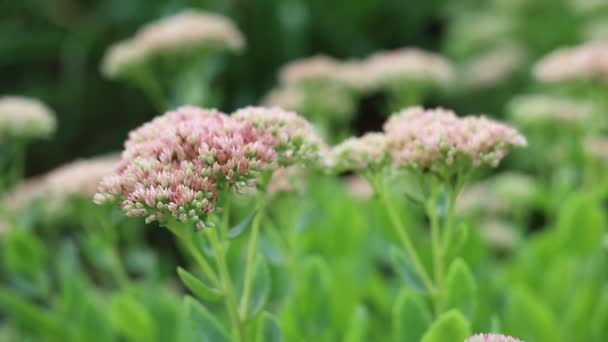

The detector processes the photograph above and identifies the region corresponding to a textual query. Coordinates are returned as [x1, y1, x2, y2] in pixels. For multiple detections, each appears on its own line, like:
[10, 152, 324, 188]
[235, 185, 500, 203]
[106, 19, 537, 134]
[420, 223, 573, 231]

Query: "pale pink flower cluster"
[102, 9, 244, 78]
[279, 55, 342, 85]
[584, 136, 608, 161]
[385, 107, 527, 172]
[95, 106, 321, 228]
[0, 96, 56, 141]
[262, 87, 306, 111]
[278, 55, 371, 92]
[267, 166, 306, 196]
[508, 95, 592, 127]
[45, 154, 121, 199]
[233, 106, 324, 166]
[464, 44, 526, 89]
[2, 154, 120, 214]
[365, 48, 453, 88]
[466, 333, 523, 342]
[328, 133, 389, 173]
[534, 41, 608, 83]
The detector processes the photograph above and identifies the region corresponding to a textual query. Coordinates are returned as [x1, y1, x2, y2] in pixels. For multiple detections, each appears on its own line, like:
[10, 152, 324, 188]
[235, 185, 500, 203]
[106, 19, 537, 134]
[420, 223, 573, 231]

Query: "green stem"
[238, 207, 264, 319]
[207, 229, 244, 342]
[427, 201, 443, 314]
[167, 224, 220, 288]
[133, 67, 168, 111]
[9, 139, 26, 186]
[372, 177, 435, 293]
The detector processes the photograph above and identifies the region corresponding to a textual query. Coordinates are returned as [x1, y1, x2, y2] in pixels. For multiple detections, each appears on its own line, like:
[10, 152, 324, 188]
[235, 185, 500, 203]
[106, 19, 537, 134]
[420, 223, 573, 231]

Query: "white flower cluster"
[0, 96, 56, 141]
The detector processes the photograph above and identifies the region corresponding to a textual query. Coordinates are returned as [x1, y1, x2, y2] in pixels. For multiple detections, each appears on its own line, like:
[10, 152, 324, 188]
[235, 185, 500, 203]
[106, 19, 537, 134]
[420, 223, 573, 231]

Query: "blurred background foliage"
[4, 0, 606, 175]
[1, 0, 464, 174]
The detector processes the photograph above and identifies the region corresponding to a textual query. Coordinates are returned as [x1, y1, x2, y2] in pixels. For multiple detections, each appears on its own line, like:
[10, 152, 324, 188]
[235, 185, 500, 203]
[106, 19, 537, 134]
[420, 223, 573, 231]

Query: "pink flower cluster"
[328, 133, 389, 173]
[385, 107, 527, 172]
[466, 333, 523, 342]
[95, 106, 321, 228]
[534, 41, 608, 82]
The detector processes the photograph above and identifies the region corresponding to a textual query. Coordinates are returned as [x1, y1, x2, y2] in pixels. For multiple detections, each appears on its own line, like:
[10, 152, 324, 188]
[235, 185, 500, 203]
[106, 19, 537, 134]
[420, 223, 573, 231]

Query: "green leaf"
[0, 287, 66, 340]
[228, 210, 257, 239]
[183, 296, 233, 342]
[446, 224, 469, 258]
[254, 311, 283, 342]
[109, 293, 156, 341]
[244, 256, 271, 319]
[177, 267, 223, 302]
[390, 246, 426, 293]
[591, 291, 608, 341]
[555, 193, 606, 254]
[504, 287, 561, 342]
[444, 258, 477, 321]
[420, 310, 471, 342]
[344, 305, 369, 342]
[392, 289, 432, 342]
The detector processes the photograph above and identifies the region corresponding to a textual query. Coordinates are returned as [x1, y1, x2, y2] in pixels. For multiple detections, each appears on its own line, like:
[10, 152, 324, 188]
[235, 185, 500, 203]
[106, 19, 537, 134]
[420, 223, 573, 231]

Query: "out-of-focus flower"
[267, 166, 306, 196]
[583, 19, 608, 42]
[102, 9, 244, 79]
[365, 48, 453, 89]
[457, 172, 537, 216]
[571, 0, 608, 14]
[0, 96, 56, 141]
[445, 12, 515, 56]
[479, 220, 519, 250]
[2, 177, 47, 213]
[533, 41, 608, 83]
[233, 106, 324, 167]
[2, 154, 120, 214]
[463, 44, 526, 89]
[344, 174, 373, 201]
[279, 55, 342, 85]
[384, 107, 526, 172]
[278, 55, 371, 93]
[328, 133, 389, 173]
[508, 95, 593, 128]
[466, 333, 523, 342]
[584, 136, 608, 161]
[45, 154, 120, 199]
[262, 87, 306, 112]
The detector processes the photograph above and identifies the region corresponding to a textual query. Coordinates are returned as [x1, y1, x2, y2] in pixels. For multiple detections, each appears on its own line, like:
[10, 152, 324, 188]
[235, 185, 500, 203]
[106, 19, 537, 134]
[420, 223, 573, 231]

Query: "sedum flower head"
[45, 154, 121, 200]
[584, 136, 608, 161]
[533, 41, 608, 83]
[385, 107, 526, 172]
[466, 333, 523, 342]
[365, 48, 453, 89]
[95, 106, 278, 228]
[508, 94, 593, 128]
[279, 55, 342, 85]
[328, 133, 389, 173]
[262, 87, 306, 111]
[232, 106, 324, 167]
[102, 9, 244, 79]
[0, 96, 56, 141]
[463, 44, 526, 89]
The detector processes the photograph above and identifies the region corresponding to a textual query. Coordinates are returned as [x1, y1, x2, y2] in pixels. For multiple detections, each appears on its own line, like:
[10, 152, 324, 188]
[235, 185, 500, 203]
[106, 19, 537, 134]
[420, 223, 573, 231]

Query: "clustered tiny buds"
[328, 133, 389, 173]
[466, 333, 523, 342]
[0, 96, 56, 141]
[508, 94, 593, 127]
[533, 41, 608, 83]
[365, 48, 454, 89]
[102, 9, 245, 79]
[232, 106, 324, 167]
[385, 107, 527, 172]
[95, 106, 321, 229]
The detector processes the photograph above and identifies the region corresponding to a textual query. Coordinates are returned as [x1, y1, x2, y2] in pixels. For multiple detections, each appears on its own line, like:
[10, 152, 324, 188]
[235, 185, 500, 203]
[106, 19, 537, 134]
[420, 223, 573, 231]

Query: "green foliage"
[177, 267, 224, 302]
[444, 258, 477, 321]
[392, 289, 432, 342]
[420, 310, 471, 342]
